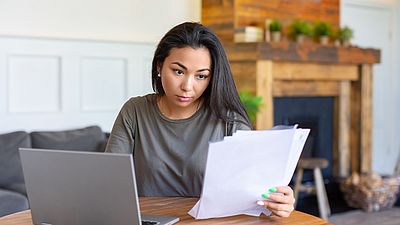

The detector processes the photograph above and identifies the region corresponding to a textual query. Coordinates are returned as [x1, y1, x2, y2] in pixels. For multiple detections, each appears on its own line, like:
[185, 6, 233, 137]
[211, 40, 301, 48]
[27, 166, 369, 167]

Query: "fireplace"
[274, 96, 356, 216]
[226, 43, 379, 177]
[274, 97, 334, 180]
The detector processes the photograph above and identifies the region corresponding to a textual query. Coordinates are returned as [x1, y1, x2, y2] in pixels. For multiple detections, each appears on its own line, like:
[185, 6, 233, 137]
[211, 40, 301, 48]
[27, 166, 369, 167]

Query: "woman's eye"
[196, 74, 209, 80]
[174, 69, 184, 75]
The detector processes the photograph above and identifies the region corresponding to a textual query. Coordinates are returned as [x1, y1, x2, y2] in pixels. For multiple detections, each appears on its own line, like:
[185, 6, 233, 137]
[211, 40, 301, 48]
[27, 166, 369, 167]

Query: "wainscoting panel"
[0, 37, 155, 133]
[80, 57, 127, 112]
[8, 54, 61, 113]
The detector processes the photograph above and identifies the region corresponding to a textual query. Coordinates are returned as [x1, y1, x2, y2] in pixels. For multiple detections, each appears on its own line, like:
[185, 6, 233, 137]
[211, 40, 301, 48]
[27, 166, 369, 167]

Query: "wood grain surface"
[0, 197, 331, 225]
[202, 0, 340, 42]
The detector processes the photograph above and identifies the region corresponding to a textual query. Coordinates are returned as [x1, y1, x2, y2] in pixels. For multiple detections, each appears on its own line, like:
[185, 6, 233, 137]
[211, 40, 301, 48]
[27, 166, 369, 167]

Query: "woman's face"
[159, 46, 211, 110]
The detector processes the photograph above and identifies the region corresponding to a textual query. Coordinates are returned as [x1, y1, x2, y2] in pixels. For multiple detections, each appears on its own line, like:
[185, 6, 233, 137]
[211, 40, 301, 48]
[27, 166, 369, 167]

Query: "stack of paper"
[188, 126, 310, 219]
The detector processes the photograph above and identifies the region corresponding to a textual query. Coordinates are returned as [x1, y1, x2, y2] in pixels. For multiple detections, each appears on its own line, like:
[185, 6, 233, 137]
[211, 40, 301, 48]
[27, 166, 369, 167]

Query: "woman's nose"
[181, 75, 194, 91]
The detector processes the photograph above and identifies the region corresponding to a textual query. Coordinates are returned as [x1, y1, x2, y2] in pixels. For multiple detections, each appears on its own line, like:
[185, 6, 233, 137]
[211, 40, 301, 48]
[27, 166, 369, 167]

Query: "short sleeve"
[226, 111, 252, 136]
[105, 99, 136, 154]
[234, 120, 252, 131]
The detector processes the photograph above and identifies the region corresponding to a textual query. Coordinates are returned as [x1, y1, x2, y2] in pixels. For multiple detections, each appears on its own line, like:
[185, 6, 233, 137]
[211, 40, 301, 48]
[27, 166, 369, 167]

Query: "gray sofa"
[0, 126, 108, 217]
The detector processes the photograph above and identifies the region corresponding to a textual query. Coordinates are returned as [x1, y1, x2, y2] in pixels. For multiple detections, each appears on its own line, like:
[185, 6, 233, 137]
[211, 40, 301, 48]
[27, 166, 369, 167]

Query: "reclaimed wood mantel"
[224, 42, 380, 64]
[223, 41, 380, 177]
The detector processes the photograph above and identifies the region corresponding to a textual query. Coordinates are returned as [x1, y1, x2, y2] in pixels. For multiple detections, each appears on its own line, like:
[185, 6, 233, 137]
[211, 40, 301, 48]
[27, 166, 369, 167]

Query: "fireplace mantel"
[224, 41, 380, 177]
[224, 42, 380, 64]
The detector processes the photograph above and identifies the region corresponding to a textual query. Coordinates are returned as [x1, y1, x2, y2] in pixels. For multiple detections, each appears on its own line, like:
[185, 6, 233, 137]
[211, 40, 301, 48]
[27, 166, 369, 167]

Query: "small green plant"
[337, 26, 354, 42]
[269, 20, 282, 32]
[239, 91, 263, 124]
[288, 20, 311, 37]
[313, 21, 332, 37]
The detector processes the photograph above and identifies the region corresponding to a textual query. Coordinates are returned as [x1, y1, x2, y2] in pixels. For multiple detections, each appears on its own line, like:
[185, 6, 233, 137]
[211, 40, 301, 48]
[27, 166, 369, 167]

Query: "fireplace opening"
[274, 97, 353, 216]
[274, 96, 334, 181]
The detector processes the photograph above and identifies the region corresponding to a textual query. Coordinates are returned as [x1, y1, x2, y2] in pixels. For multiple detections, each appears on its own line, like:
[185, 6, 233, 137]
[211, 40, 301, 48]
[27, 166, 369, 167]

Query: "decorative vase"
[319, 36, 329, 45]
[334, 39, 341, 47]
[296, 35, 305, 44]
[342, 39, 351, 47]
[270, 31, 281, 42]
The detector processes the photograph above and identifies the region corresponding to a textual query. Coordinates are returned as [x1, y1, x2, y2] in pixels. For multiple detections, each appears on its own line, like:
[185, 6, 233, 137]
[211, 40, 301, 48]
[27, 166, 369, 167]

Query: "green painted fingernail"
[261, 193, 270, 199]
[268, 187, 277, 193]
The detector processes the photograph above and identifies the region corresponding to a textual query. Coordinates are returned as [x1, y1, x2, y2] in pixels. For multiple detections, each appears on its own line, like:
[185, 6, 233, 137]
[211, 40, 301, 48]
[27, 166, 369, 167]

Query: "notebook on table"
[19, 148, 179, 225]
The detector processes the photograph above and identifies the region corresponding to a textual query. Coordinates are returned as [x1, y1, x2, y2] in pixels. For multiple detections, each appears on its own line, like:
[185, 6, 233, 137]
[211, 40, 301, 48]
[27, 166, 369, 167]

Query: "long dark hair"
[151, 22, 251, 128]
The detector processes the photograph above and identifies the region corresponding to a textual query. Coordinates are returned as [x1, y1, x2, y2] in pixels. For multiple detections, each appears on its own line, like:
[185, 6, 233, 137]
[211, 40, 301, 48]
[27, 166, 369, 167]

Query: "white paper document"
[188, 126, 310, 219]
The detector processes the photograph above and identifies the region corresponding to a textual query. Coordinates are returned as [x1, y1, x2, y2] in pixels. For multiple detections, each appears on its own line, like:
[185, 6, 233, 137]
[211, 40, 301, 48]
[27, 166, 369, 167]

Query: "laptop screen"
[19, 148, 143, 225]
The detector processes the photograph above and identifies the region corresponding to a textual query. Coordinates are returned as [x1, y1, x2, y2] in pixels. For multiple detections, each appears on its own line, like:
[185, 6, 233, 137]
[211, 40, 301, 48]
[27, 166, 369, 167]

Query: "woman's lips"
[177, 95, 192, 102]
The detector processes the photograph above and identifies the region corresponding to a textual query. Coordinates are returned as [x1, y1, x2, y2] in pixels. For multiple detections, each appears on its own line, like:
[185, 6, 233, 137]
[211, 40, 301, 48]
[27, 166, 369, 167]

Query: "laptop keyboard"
[141, 220, 160, 225]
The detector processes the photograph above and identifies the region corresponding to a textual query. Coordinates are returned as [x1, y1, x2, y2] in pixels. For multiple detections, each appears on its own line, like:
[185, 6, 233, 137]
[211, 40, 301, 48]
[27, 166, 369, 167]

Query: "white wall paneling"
[0, 37, 155, 133]
[80, 57, 127, 112]
[341, 0, 400, 174]
[0, 52, 6, 116]
[397, 0, 400, 168]
[8, 55, 61, 113]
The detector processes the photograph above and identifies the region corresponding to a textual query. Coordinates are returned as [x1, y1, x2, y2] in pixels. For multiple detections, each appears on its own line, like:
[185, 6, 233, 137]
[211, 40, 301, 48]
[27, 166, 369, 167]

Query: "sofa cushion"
[0, 131, 31, 195]
[31, 126, 106, 152]
[0, 189, 29, 217]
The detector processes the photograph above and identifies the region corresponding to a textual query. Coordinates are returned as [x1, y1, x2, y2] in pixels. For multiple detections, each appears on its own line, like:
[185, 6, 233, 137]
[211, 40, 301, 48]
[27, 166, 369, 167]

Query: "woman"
[105, 22, 295, 217]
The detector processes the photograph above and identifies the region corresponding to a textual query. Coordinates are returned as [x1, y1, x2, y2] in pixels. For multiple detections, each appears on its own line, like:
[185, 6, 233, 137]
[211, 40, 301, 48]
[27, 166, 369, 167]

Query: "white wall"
[396, 0, 400, 172]
[0, 0, 201, 133]
[341, 0, 400, 175]
[0, 37, 156, 133]
[0, 0, 201, 43]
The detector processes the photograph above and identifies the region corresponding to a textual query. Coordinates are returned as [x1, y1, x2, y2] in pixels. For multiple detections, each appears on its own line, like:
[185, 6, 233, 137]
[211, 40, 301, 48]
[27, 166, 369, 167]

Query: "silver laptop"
[19, 148, 179, 225]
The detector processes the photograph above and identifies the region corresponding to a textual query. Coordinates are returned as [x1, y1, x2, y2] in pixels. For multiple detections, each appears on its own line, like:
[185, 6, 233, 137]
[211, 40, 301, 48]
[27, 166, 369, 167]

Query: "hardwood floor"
[328, 208, 400, 225]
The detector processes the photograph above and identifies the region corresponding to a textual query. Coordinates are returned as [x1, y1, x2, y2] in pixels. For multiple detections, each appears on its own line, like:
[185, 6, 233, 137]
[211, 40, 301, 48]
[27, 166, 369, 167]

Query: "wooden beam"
[273, 62, 358, 81]
[225, 43, 261, 61]
[256, 60, 273, 129]
[350, 73, 361, 174]
[338, 81, 351, 177]
[224, 42, 381, 64]
[273, 81, 339, 97]
[360, 64, 373, 173]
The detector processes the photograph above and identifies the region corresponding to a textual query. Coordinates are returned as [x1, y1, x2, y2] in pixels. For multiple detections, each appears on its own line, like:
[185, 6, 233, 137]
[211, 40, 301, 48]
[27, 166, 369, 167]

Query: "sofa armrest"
[0, 131, 31, 195]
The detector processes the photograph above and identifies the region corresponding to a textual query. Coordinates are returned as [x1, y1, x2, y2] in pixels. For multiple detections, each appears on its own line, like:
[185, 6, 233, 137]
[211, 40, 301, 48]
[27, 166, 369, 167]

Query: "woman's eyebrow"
[171, 62, 187, 70]
[172, 62, 210, 72]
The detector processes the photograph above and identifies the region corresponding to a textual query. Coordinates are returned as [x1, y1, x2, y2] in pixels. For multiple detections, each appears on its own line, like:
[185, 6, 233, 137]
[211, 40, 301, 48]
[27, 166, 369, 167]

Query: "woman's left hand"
[258, 186, 295, 218]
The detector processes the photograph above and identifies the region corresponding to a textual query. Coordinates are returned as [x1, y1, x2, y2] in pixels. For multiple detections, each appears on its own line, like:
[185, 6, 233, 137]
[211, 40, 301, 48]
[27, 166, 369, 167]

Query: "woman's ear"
[157, 62, 162, 74]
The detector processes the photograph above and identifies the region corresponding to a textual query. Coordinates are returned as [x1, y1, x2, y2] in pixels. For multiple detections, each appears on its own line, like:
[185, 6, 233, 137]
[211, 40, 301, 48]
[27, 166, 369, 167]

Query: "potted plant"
[332, 29, 341, 47]
[337, 26, 354, 47]
[269, 19, 282, 42]
[239, 91, 263, 125]
[313, 21, 332, 45]
[288, 20, 311, 44]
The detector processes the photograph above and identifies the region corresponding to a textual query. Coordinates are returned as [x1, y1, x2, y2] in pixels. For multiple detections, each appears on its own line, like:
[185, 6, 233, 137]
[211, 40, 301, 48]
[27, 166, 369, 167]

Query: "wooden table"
[0, 197, 331, 225]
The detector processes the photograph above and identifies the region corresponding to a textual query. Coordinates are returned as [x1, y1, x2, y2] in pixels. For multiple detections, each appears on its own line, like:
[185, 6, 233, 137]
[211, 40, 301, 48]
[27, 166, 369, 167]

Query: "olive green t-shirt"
[105, 94, 251, 197]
